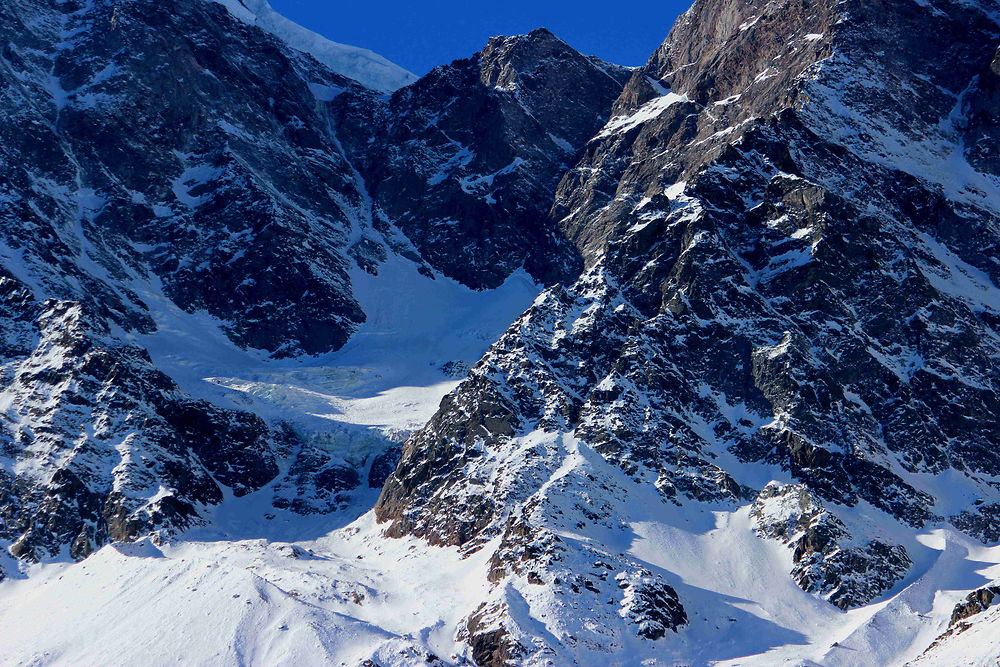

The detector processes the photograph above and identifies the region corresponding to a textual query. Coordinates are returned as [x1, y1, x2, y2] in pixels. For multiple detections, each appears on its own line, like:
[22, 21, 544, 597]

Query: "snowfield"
[0, 255, 542, 665]
[1, 486, 999, 665]
[134, 255, 542, 443]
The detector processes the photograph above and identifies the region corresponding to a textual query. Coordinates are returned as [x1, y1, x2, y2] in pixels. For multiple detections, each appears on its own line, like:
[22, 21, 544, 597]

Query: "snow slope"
[211, 0, 417, 92]
[133, 256, 541, 443]
[1, 483, 999, 666]
[0, 525, 493, 666]
[0, 0, 998, 663]
[0, 243, 544, 666]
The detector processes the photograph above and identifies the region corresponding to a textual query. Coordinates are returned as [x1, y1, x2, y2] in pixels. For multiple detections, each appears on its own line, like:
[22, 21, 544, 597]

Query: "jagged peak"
[484, 26, 561, 49]
[476, 26, 631, 92]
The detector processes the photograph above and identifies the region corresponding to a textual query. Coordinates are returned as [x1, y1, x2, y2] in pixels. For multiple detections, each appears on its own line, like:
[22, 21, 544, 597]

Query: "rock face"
[2, 0, 1000, 663]
[376, 0, 1000, 659]
[750, 483, 912, 609]
[335, 28, 631, 289]
[0, 0, 380, 560]
[0, 0, 626, 561]
[914, 583, 1000, 665]
[0, 292, 286, 561]
[2, 0, 371, 356]
[950, 585, 1000, 626]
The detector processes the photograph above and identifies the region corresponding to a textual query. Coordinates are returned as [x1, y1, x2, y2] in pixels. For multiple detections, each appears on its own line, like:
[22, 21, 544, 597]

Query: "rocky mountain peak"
[648, 0, 834, 102]
[2, 0, 1000, 664]
[332, 28, 631, 290]
[474, 27, 635, 160]
[478, 26, 607, 88]
[374, 0, 1000, 661]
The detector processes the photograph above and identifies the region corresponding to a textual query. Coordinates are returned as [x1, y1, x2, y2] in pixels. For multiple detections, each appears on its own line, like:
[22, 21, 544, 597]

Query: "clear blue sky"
[268, 0, 690, 75]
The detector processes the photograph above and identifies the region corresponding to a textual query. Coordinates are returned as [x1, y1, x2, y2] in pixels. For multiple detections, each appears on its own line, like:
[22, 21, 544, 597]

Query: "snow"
[573, 440, 1000, 666]
[0, 235, 543, 663]
[914, 596, 1000, 666]
[915, 231, 1000, 315]
[171, 160, 223, 208]
[801, 55, 1000, 215]
[0, 518, 496, 666]
[129, 253, 540, 443]
[547, 132, 575, 152]
[307, 82, 344, 102]
[598, 91, 693, 138]
[665, 181, 688, 199]
[210, 0, 416, 94]
[458, 157, 526, 203]
[426, 140, 475, 186]
[3, 421, 1000, 665]
[44, 74, 69, 111]
[2, 1, 999, 663]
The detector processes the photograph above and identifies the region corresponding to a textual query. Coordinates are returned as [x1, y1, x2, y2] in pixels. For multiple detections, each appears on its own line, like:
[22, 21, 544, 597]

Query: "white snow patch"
[598, 91, 693, 138]
[665, 181, 688, 199]
[134, 254, 540, 442]
[915, 231, 1000, 314]
[0, 518, 497, 666]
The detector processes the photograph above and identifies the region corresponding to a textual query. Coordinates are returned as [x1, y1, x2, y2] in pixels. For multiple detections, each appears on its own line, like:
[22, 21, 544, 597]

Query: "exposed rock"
[616, 569, 688, 639]
[464, 605, 526, 667]
[915, 583, 1000, 662]
[0, 0, 627, 562]
[952, 503, 1000, 544]
[335, 28, 631, 290]
[751, 482, 912, 608]
[1, 0, 1000, 662]
[375, 0, 1000, 656]
[950, 585, 1000, 627]
[0, 286, 286, 559]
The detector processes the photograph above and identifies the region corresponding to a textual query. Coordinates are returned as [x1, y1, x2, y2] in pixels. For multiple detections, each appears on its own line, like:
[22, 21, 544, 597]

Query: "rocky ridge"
[334, 28, 631, 289]
[376, 0, 1000, 660]
[0, 0, 998, 664]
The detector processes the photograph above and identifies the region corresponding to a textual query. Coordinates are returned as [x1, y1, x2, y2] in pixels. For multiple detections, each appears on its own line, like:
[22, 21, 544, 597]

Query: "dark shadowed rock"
[334, 28, 632, 289]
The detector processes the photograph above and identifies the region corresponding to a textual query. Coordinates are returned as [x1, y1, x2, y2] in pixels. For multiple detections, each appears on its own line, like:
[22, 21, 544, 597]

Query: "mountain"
[0, 0, 999, 664]
[375, 0, 1000, 660]
[334, 28, 631, 289]
[0, 0, 625, 564]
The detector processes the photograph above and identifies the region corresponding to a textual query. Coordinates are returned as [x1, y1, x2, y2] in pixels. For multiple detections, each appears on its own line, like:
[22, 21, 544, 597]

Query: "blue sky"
[268, 0, 690, 75]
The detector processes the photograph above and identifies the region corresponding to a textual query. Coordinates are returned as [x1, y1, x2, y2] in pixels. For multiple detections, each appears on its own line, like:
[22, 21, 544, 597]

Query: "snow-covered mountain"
[1, 0, 999, 664]
[0, 0, 626, 563]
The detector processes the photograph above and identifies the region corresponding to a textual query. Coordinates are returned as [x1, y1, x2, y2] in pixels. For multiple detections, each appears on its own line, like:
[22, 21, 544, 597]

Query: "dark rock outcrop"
[751, 483, 912, 609]
[950, 585, 1000, 627]
[335, 28, 631, 289]
[0, 285, 288, 560]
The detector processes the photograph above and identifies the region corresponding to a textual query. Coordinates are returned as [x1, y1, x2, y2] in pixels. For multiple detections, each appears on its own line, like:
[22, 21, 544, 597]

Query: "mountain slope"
[0, 0, 625, 564]
[334, 28, 632, 289]
[211, 0, 417, 93]
[375, 0, 1000, 661]
[0, 0, 999, 664]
